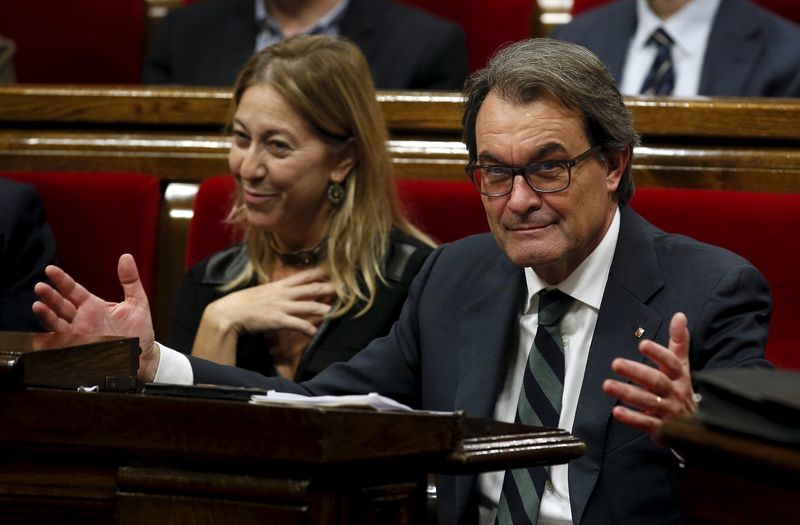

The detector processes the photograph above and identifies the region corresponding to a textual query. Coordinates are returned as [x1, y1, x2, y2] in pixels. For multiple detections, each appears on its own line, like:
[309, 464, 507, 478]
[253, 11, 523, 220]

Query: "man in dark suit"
[36, 39, 770, 524]
[0, 178, 56, 331]
[144, 0, 468, 90]
[551, 0, 800, 97]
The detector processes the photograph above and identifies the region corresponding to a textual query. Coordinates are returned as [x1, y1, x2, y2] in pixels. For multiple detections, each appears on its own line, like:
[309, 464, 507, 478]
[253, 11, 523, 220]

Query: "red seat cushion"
[185, 176, 491, 269]
[0, 0, 144, 83]
[185, 176, 240, 269]
[571, 0, 613, 16]
[398, 0, 533, 71]
[631, 188, 800, 369]
[396, 179, 488, 243]
[186, 179, 796, 368]
[1, 172, 160, 305]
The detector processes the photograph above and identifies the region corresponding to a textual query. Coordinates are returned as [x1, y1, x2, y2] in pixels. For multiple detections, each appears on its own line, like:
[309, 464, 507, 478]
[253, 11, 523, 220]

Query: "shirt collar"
[632, 0, 721, 57]
[523, 206, 620, 313]
[256, 0, 349, 40]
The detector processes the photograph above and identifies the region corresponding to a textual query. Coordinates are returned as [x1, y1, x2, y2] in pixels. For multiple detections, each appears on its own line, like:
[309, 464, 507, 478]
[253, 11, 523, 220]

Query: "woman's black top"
[169, 229, 433, 381]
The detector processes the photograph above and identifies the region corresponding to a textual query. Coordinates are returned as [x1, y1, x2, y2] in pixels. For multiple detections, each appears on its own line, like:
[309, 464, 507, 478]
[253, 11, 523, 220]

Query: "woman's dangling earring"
[327, 181, 345, 206]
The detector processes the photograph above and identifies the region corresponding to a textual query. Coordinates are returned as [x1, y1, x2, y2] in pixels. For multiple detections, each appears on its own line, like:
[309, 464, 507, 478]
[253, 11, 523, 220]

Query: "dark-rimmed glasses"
[465, 144, 602, 196]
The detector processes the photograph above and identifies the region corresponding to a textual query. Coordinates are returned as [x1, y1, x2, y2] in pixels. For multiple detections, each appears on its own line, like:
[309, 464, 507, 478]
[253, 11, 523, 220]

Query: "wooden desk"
[657, 416, 800, 525]
[0, 387, 584, 524]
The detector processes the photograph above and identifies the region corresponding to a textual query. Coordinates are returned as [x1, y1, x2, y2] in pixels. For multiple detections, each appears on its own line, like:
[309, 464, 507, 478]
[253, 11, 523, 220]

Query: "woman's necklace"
[269, 236, 327, 267]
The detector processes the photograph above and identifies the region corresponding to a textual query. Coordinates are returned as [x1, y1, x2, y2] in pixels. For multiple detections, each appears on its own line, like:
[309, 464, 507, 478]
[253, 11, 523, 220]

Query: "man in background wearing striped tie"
[551, 0, 800, 97]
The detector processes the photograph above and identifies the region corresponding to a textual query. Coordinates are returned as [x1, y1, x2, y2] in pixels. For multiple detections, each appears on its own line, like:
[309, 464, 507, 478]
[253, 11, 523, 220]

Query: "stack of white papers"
[250, 391, 413, 412]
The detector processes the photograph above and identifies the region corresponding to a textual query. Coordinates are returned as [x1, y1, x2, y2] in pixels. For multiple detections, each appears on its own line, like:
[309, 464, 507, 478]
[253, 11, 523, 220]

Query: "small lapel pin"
[635, 327, 645, 338]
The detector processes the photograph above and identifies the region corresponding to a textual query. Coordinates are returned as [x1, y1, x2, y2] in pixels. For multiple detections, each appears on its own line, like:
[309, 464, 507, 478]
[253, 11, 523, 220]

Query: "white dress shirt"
[620, 0, 721, 97]
[154, 342, 193, 384]
[478, 207, 621, 525]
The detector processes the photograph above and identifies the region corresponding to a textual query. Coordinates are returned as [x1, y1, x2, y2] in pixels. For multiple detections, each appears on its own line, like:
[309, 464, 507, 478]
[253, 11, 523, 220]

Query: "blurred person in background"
[1, 178, 55, 331]
[552, 0, 800, 97]
[144, 0, 468, 90]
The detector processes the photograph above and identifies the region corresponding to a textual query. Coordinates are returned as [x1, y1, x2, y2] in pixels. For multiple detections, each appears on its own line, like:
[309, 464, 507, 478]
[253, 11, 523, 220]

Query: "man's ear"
[604, 146, 631, 192]
[330, 140, 356, 184]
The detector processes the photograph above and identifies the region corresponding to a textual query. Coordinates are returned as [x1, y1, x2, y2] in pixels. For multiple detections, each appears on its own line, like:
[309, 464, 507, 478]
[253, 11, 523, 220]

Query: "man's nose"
[506, 174, 542, 212]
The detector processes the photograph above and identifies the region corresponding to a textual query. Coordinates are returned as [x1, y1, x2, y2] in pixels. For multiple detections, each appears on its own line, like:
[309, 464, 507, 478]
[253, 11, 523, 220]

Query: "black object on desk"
[0, 331, 139, 391]
[695, 367, 800, 444]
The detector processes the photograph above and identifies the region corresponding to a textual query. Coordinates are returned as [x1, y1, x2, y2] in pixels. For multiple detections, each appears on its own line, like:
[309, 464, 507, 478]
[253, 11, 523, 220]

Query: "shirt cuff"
[153, 342, 194, 385]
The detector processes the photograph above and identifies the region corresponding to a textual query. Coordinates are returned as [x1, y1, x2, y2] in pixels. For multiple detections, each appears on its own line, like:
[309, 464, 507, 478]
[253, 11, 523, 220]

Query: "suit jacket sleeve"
[168, 262, 208, 354]
[687, 262, 771, 371]
[0, 180, 56, 331]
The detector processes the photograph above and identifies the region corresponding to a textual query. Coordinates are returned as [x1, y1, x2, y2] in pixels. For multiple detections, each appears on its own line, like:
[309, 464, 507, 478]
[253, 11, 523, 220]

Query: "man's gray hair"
[462, 38, 640, 202]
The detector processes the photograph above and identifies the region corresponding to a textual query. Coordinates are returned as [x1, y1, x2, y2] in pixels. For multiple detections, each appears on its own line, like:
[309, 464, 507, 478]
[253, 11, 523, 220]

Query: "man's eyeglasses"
[465, 144, 602, 197]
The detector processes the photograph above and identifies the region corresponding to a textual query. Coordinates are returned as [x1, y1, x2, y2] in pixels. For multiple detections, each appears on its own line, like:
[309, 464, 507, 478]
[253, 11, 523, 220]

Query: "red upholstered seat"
[570, 0, 613, 16]
[571, 0, 800, 23]
[180, 0, 532, 73]
[1, 172, 160, 305]
[185, 178, 796, 369]
[631, 188, 800, 370]
[397, 0, 534, 71]
[184, 176, 241, 269]
[396, 179, 488, 243]
[184, 176, 489, 269]
[0, 0, 144, 83]
[756, 0, 800, 23]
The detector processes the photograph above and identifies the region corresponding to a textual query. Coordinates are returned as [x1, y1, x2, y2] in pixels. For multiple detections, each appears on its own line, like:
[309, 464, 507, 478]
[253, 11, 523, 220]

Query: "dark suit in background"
[0, 178, 56, 331]
[550, 0, 800, 97]
[144, 0, 468, 90]
[189, 204, 771, 524]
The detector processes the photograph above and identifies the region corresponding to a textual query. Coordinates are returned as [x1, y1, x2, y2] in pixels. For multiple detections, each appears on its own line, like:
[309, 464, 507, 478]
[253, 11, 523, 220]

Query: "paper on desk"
[250, 391, 413, 412]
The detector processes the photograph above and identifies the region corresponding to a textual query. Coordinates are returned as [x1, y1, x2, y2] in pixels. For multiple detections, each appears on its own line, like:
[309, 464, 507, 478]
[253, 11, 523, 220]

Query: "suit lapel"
[700, 0, 763, 95]
[456, 256, 525, 417]
[453, 246, 526, 521]
[569, 206, 665, 524]
[601, 0, 639, 83]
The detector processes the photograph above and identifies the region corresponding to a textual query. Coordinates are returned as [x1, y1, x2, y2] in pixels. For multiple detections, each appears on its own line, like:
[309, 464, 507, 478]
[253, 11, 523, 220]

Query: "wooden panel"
[4, 134, 799, 190]
[3, 86, 800, 336]
[116, 467, 425, 525]
[0, 386, 583, 524]
[0, 457, 117, 525]
[0, 85, 231, 127]
[3, 86, 800, 137]
[658, 417, 800, 525]
[0, 130, 230, 182]
[0, 332, 138, 391]
[632, 146, 800, 193]
[627, 97, 800, 141]
[3, 87, 800, 186]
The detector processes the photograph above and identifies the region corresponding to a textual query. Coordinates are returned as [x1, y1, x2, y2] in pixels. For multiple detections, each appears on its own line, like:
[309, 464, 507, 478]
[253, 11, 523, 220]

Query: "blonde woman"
[169, 35, 435, 380]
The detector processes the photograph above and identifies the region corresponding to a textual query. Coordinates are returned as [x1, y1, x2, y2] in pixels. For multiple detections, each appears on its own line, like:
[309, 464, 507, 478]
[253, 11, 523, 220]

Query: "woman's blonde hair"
[224, 35, 433, 316]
